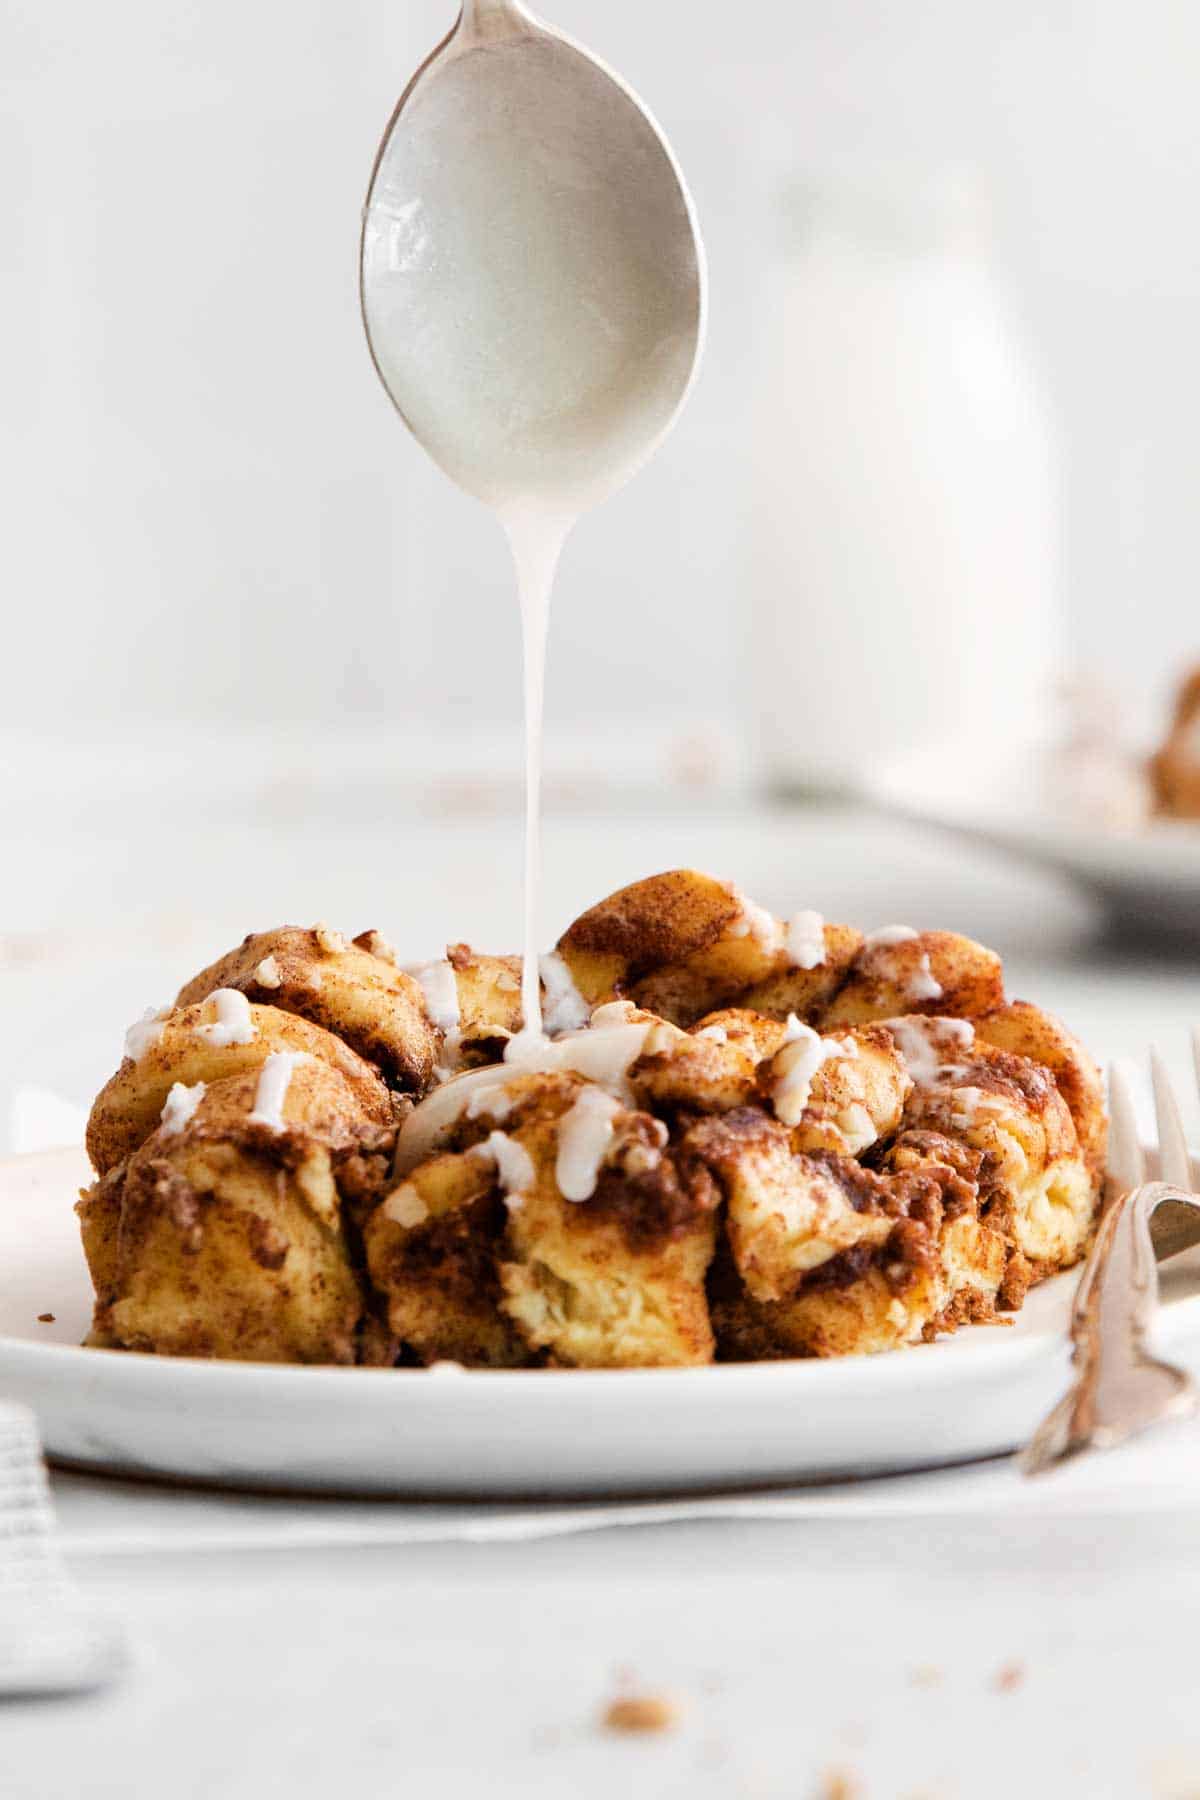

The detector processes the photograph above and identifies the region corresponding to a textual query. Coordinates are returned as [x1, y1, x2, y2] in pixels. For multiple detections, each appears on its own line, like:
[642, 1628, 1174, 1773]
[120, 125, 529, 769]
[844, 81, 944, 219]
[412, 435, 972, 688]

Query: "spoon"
[359, 0, 707, 515]
[359, 0, 706, 1040]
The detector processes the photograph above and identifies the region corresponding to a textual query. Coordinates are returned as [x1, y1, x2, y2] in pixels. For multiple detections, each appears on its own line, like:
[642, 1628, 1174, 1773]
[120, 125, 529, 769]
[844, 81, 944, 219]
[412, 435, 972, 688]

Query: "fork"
[1020, 1034, 1200, 1476]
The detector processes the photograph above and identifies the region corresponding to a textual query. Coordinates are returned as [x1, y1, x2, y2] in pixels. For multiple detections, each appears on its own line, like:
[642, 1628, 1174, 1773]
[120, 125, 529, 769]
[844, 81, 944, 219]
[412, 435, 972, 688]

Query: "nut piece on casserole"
[78, 1055, 389, 1364]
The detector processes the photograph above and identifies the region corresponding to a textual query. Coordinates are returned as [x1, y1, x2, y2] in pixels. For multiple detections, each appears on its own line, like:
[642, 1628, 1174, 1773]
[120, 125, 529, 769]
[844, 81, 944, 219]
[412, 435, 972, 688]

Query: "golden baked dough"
[775, 1023, 913, 1159]
[556, 869, 745, 1012]
[736, 923, 863, 1021]
[495, 1078, 718, 1368]
[974, 1000, 1106, 1179]
[79, 1057, 387, 1363]
[693, 1111, 1006, 1358]
[86, 997, 395, 1176]
[364, 1148, 529, 1367]
[367, 1071, 719, 1367]
[558, 871, 863, 1026]
[818, 930, 1004, 1028]
[444, 943, 525, 1053]
[690, 1007, 792, 1062]
[886, 1015, 1095, 1278]
[628, 1018, 760, 1115]
[177, 926, 440, 1091]
[77, 868, 1107, 1369]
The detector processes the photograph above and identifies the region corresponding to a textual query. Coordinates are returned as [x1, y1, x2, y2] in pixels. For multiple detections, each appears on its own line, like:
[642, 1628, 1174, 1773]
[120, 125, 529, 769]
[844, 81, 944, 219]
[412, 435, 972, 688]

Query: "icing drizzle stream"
[505, 505, 570, 1047]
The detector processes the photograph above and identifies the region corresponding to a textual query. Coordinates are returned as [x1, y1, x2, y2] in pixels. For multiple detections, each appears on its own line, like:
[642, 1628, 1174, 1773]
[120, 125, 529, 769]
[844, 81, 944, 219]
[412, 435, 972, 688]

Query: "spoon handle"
[457, 0, 537, 43]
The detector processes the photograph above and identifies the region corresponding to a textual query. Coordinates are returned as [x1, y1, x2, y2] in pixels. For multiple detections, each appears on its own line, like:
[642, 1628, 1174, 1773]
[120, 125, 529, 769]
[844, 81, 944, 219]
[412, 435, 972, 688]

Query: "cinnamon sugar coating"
[77, 871, 1106, 1368]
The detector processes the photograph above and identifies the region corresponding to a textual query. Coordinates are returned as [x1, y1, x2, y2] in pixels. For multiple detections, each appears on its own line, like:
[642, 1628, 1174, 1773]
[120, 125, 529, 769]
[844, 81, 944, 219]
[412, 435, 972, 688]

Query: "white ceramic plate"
[4, 1146, 1200, 1499]
[870, 742, 1200, 938]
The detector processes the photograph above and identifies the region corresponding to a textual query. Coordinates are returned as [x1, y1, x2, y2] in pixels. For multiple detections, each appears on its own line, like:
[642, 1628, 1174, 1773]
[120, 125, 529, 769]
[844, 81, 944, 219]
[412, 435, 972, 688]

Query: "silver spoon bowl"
[360, 0, 706, 516]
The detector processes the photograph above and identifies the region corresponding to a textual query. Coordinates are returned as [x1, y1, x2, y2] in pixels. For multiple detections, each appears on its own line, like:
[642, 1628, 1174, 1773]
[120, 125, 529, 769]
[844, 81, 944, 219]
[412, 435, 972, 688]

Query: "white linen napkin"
[0, 1402, 126, 1695]
[42, 1412, 1200, 1558]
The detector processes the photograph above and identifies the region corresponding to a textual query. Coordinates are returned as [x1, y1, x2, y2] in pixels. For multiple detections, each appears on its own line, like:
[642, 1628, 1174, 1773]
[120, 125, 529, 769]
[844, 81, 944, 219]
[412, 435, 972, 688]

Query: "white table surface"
[12, 1505, 1200, 1800]
[5, 800, 1200, 1799]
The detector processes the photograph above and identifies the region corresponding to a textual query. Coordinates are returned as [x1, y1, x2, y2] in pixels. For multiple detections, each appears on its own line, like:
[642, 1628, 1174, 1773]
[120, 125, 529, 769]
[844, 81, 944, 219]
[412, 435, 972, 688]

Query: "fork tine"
[1108, 1060, 1146, 1194]
[1151, 1050, 1194, 1193]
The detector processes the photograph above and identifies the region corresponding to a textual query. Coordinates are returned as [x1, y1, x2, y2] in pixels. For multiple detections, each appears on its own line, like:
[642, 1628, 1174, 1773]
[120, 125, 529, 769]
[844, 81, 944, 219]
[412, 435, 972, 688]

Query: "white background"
[2, 0, 1197, 760]
[5, 18, 1200, 1785]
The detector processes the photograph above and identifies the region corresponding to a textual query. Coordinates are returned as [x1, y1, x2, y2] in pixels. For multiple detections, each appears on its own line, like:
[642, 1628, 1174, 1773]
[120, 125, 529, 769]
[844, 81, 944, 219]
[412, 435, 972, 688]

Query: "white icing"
[538, 951, 590, 1035]
[555, 1086, 622, 1202]
[254, 955, 282, 989]
[382, 1185, 429, 1228]
[696, 1023, 728, 1044]
[861, 926, 942, 1003]
[886, 1017, 975, 1088]
[314, 923, 346, 956]
[393, 1021, 655, 1177]
[465, 1084, 513, 1123]
[247, 1050, 310, 1132]
[472, 1129, 536, 1200]
[863, 925, 920, 949]
[728, 887, 784, 956]
[124, 1005, 169, 1061]
[159, 1080, 205, 1136]
[589, 1000, 639, 1028]
[771, 1014, 857, 1127]
[502, 1026, 551, 1067]
[503, 1019, 653, 1090]
[907, 953, 944, 1002]
[199, 989, 256, 1048]
[785, 909, 826, 970]
[405, 959, 461, 1035]
[935, 1063, 972, 1086]
[948, 1086, 993, 1130]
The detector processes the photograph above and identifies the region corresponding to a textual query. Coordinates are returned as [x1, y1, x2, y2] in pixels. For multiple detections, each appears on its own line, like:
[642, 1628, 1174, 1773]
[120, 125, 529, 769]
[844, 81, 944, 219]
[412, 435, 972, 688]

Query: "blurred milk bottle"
[745, 164, 1062, 793]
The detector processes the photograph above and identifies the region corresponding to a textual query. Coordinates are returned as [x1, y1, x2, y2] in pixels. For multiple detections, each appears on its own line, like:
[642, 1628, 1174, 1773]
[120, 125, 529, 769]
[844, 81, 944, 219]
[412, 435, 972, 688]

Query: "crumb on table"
[992, 1660, 1025, 1693]
[820, 1771, 862, 1800]
[36, 1312, 55, 1324]
[601, 1692, 681, 1734]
